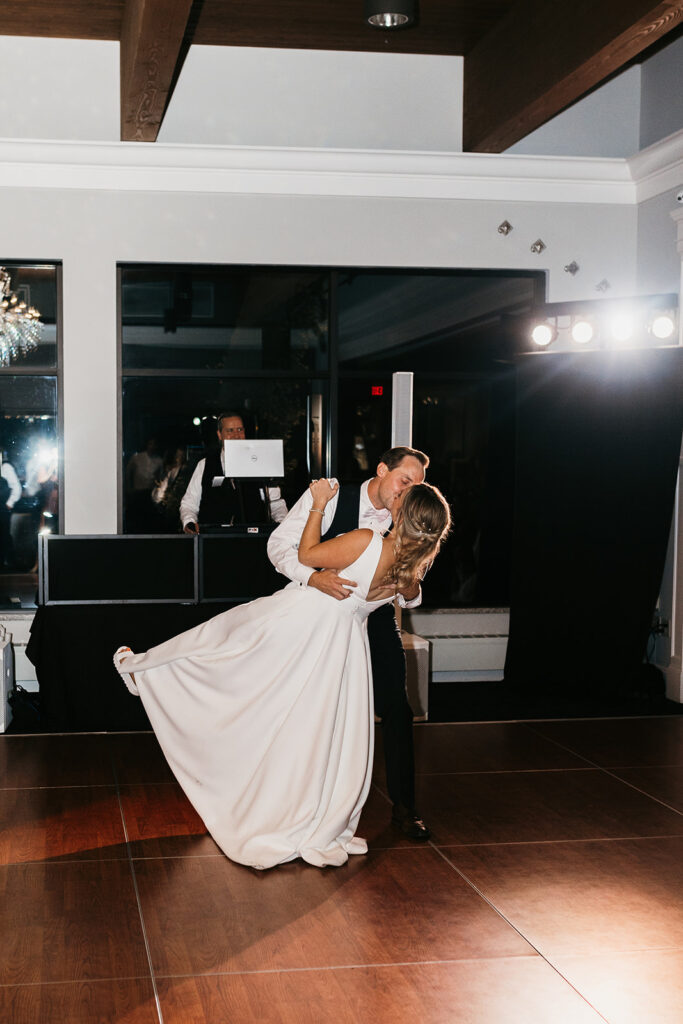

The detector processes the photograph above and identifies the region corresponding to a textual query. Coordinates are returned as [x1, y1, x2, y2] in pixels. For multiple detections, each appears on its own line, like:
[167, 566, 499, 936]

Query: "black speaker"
[40, 535, 196, 604]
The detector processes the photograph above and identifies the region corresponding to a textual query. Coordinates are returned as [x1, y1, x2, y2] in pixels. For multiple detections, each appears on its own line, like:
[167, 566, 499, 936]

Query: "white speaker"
[391, 372, 414, 447]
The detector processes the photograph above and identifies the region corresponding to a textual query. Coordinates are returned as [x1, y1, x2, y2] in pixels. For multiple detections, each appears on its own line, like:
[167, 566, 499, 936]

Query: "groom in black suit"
[267, 446, 431, 840]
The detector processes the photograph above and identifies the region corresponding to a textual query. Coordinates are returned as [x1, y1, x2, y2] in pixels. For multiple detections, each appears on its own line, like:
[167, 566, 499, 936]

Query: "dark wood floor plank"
[0, 860, 150, 984]
[135, 848, 532, 976]
[444, 836, 683, 957]
[120, 782, 221, 858]
[0, 977, 159, 1024]
[412, 722, 591, 773]
[108, 732, 175, 785]
[529, 717, 683, 767]
[157, 958, 605, 1023]
[0, 785, 127, 864]
[552, 948, 683, 1024]
[0, 734, 116, 788]
[411, 768, 683, 845]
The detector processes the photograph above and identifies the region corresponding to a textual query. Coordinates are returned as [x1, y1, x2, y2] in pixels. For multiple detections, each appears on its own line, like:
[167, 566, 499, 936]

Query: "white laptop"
[222, 439, 284, 478]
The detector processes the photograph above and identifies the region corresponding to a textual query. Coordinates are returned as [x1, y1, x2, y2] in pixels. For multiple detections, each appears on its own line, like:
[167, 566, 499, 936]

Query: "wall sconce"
[530, 239, 546, 254]
[564, 261, 579, 275]
[497, 221, 513, 236]
[364, 0, 415, 28]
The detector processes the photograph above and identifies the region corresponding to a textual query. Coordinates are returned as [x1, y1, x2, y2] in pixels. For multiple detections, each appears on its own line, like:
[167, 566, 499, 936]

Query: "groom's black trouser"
[367, 603, 415, 811]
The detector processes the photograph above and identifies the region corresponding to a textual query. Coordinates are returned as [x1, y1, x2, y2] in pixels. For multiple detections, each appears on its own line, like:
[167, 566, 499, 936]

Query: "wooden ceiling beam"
[120, 0, 195, 142]
[463, 0, 683, 153]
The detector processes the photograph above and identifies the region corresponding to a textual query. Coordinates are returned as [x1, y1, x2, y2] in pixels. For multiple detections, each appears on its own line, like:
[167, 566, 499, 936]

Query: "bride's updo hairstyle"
[386, 483, 451, 589]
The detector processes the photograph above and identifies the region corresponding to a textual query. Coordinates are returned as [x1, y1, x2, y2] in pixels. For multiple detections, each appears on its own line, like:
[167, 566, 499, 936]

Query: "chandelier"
[0, 266, 42, 366]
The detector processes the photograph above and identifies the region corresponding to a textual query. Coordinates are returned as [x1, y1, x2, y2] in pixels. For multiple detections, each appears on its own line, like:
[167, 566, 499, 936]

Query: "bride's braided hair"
[385, 483, 451, 590]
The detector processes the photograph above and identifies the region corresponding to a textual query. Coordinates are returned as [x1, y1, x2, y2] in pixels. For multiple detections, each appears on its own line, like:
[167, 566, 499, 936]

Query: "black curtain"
[504, 347, 683, 698]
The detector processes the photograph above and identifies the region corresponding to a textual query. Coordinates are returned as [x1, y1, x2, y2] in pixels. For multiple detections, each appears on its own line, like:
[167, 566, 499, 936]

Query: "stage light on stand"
[650, 314, 676, 340]
[571, 319, 594, 344]
[531, 321, 557, 347]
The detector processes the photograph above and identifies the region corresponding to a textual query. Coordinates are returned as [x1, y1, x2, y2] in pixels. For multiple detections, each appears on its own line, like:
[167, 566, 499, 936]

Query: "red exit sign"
[371, 385, 383, 396]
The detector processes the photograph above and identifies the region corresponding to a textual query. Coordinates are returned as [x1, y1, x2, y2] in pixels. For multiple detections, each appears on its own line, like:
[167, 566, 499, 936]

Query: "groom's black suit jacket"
[322, 481, 415, 811]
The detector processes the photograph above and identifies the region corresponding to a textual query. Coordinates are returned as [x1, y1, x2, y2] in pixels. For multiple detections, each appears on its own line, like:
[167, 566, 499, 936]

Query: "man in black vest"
[267, 446, 431, 840]
[180, 412, 287, 532]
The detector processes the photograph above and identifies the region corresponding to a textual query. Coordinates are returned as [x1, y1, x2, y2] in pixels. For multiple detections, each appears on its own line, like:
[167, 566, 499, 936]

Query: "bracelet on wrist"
[309, 508, 324, 515]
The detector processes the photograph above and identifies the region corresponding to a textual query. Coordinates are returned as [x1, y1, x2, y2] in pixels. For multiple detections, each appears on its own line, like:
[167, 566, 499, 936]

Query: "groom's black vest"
[198, 450, 269, 525]
[323, 484, 362, 538]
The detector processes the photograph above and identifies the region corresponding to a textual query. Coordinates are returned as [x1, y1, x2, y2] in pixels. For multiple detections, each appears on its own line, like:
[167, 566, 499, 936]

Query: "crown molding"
[628, 128, 683, 204]
[0, 137, 635, 205]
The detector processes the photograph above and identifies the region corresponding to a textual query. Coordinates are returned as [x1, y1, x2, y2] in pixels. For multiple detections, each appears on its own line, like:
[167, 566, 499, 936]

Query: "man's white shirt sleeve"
[179, 460, 205, 528]
[267, 481, 339, 586]
[1, 464, 21, 508]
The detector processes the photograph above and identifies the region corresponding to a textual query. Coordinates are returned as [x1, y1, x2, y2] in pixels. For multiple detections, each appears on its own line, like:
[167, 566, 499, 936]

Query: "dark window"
[121, 266, 329, 372]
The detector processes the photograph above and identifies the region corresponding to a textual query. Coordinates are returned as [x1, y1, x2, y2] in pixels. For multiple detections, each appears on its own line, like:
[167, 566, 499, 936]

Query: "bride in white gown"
[113, 480, 450, 869]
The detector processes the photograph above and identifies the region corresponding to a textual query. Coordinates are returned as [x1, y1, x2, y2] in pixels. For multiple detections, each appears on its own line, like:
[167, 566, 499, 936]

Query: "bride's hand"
[309, 478, 339, 508]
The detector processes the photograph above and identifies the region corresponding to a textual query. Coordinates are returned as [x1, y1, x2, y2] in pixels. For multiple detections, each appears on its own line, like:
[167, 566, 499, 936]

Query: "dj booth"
[27, 528, 286, 731]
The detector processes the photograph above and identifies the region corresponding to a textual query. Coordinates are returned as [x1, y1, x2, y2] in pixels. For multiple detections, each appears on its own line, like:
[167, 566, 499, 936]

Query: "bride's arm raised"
[298, 479, 373, 570]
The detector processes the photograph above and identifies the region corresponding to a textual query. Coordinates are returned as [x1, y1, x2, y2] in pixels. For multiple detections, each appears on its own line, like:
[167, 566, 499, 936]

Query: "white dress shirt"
[267, 478, 421, 608]
[179, 453, 287, 528]
[1, 463, 21, 508]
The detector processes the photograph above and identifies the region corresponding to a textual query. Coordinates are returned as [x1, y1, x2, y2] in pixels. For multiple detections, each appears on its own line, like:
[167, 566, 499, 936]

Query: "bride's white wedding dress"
[113, 532, 392, 869]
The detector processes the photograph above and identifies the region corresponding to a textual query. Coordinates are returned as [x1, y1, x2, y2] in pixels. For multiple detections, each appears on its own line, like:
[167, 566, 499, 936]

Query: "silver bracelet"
[309, 508, 324, 515]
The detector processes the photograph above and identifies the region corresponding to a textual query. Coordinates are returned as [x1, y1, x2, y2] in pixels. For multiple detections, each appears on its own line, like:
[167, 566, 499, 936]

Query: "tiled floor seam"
[430, 843, 611, 1023]
[150, 954, 544, 980]
[112, 760, 166, 1024]
[0, 974, 156, 990]
[523, 724, 683, 817]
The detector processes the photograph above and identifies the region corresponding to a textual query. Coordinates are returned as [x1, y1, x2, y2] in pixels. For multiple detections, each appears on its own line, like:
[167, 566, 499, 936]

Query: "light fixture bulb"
[364, 0, 415, 28]
[193, 416, 201, 426]
[651, 314, 675, 340]
[531, 323, 554, 347]
[609, 313, 634, 343]
[571, 319, 594, 344]
[368, 12, 409, 25]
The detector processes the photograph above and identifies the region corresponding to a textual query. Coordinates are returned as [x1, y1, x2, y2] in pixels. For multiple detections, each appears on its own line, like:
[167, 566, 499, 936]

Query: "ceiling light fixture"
[364, 0, 415, 28]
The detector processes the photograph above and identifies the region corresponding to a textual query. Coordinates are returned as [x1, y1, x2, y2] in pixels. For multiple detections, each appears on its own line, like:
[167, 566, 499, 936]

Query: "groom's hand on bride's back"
[308, 569, 357, 601]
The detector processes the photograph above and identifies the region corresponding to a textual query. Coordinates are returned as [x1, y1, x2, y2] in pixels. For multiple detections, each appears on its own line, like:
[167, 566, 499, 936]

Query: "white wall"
[637, 191, 682, 294]
[160, 45, 463, 151]
[640, 33, 683, 151]
[0, 37, 119, 141]
[505, 67, 641, 159]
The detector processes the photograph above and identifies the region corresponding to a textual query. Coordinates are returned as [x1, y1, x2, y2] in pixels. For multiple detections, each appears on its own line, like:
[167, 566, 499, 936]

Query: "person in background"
[180, 412, 287, 533]
[125, 437, 163, 533]
[152, 445, 191, 531]
[0, 453, 21, 569]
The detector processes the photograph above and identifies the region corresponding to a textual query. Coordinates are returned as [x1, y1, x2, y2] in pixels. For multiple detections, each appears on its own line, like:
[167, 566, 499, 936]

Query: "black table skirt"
[27, 603, 235, 732]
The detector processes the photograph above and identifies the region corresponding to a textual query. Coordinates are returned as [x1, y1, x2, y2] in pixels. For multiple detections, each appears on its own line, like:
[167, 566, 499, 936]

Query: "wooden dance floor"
[1, 717, 682, 1022]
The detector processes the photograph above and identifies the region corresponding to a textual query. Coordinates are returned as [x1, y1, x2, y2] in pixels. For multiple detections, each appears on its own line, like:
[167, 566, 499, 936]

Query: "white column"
[62, 252, 118, 534]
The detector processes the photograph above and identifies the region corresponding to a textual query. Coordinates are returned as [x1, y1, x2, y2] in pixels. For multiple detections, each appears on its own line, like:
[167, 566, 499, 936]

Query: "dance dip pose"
[114, 480, 450, 869]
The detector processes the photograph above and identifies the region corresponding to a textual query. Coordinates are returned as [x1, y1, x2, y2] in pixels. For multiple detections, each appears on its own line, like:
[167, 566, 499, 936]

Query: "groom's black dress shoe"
[391, 806, 431, 841]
